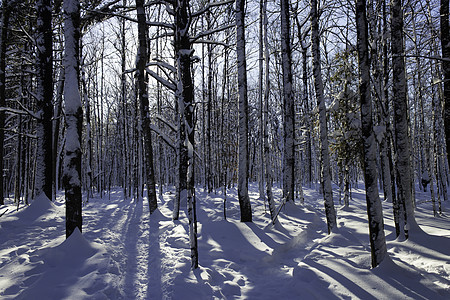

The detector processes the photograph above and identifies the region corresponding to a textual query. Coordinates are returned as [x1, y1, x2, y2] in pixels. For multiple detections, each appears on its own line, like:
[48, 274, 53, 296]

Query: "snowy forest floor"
[0, 183, 449, 299]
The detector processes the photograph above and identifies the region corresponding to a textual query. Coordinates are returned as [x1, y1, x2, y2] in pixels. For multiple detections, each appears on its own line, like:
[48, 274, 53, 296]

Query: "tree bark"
[34, 0, 53, 201]
[0, 0, 10, 206]
[174, 0, 198, 269]
[311, 0, 336, 233]
[281, 0, 295, 202]
[391, 0, 417, 238]
[356, 0, 387, 268]
[136, 0, 157, 214]
[64, 0, 83, 238]
[236, 0, 252, 222]
[441, 0, 450, 165]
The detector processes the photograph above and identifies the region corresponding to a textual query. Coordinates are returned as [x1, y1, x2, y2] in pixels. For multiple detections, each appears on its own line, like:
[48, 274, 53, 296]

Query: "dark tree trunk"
[441, 0, 450, 165]
[281, 0, 295, 202]
[0, 0, 10, 206]
[311, 0, 336, 233]
[35, 0, 53, 201]
[136, 0, 157, 214]
[63, 0, 83, 238]
[174, 0, 198, 269]
[236, 0, 252, 222]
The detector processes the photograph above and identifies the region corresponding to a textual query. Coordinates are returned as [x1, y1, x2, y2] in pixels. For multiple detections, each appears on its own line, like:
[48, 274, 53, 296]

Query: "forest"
[0, 0, 449, 298]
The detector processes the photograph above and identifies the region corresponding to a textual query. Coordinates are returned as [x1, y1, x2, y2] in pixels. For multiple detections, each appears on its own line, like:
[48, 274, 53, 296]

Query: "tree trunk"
[311, 0, 336, 233]
[391, 0, 417, 238]
[0, 0, 10, 206]
[442, 0, 450, 165]
[136, 0, 157, 214]
[34, 0, 53, 201]
[356, 0, 387, 268]
[236, 0, 252, 222]
[63, 0, 83, 238]
[281, 0, 295, 202]
[174, 0, 198, 269]
[262, 0, 275, 221]
[258, 0, 265, 201]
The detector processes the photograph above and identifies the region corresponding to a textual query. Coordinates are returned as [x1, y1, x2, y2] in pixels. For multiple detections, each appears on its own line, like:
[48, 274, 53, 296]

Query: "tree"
[0, 0, 10, 206]
[136, 0, 157, 214]
[64, 0, 82, 238]
[442, 0, 450, 165]
[280, 0, 295, 202]
[236, 0, 252, 222]
[311, 0, 336, 233]
[262, 0, 276, 221]
[356, 0, 387, 267]
[391, 0, 417, 238]
[35, 0, 53, 201]
[174, 0, 198, 268]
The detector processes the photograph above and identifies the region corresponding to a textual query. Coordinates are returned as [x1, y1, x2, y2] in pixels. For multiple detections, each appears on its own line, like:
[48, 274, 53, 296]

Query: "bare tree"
[391, 0, 417, 238]
[63, 0, 83, 238]
[136, 0, 157, 214]
[442, 0, 450, 165]
[281, 0, 295, 202]
[237, 0, 252, 222]
[0, 0, 10, 206]
[35, 0, 53, 201]
[356, 0, 387, 267]
[311, 0, 336, 233]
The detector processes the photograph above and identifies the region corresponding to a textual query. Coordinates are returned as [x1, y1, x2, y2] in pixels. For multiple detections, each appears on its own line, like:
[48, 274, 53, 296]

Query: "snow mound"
[8, 228, 121, 300]
[13, 194, 56, 223]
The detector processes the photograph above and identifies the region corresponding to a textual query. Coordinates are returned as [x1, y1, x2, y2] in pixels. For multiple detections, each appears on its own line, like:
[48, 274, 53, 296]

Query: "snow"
[0, 184, 449, 299]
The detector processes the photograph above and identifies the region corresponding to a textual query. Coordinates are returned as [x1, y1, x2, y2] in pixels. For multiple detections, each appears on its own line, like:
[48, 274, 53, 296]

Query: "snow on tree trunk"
[0, 0, 10, 206]
[280, 0, 295, 202]
[391, 0, 417, 238]
[441, 0, 450, 165]
[34, 0, 53, 201]
[356, 0, 388, 268]
[136, 0, 157, 214]
[63, 0, 82, 238]
[311, 0, 336, 233]
[174, 0, 198, 269]
[236, 0, 252, 222]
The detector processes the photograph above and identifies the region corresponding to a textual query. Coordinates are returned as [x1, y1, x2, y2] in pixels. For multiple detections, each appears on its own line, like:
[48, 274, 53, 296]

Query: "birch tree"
[356, 0, 387, 267]
[64, 0, 82, 238]
[311, 0, 336, 233]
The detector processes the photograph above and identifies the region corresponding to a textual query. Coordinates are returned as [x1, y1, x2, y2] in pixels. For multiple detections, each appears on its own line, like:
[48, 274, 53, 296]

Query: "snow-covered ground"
[0, 183, 449, 299]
